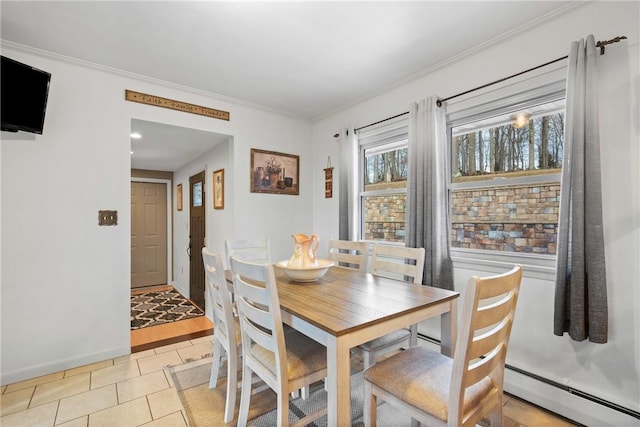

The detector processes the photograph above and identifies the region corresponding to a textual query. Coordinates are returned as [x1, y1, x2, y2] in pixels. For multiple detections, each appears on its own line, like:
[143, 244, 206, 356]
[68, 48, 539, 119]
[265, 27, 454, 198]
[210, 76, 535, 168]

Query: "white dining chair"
[363, 265, 522, 427]
[225, 238, 271, 265]
[354, 244, 426, 370]
[201, 248, 241, 423]
[230, 256, 328, 427]
[328, 239, 370, 271]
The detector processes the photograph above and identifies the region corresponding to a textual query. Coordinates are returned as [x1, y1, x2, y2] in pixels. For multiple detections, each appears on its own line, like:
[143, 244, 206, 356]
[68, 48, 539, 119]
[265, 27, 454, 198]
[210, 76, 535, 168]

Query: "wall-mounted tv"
[1, 56, 51, 135]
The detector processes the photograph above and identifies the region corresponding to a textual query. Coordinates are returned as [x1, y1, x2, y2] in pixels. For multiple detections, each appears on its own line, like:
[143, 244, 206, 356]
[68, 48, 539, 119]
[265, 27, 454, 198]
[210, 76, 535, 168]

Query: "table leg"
[440, 300, 457, 357]
[326, 336, 352, 426]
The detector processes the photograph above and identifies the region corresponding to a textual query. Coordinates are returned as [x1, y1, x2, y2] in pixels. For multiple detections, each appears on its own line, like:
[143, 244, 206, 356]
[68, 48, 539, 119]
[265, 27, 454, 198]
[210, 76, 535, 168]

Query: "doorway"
[189, 170, 206, 310]
[131, 181, 168, 288]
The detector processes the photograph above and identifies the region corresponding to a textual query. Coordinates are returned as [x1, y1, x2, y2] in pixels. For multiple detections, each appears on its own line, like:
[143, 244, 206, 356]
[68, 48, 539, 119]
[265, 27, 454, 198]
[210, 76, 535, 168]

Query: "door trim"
[130, 177, 173, 285]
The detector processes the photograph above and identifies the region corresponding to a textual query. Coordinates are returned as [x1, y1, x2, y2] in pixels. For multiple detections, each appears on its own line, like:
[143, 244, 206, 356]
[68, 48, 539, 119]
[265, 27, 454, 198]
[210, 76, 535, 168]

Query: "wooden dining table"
[271, 265, 459, 426]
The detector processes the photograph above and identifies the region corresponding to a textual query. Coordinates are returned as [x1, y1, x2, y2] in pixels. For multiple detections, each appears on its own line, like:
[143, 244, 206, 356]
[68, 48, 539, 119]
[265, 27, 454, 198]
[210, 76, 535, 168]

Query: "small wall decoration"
[213, 169, 224, 209]
[177, 184, 183, 211]
[250, 148, 299, 195]
[324, 156, 333, 198]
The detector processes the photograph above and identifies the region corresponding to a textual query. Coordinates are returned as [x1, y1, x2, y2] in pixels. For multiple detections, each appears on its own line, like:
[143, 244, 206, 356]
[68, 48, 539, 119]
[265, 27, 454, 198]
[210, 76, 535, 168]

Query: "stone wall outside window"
[363, 194, 406, 242]
[451, 182, 559, 254]
[362, 182, 559, 254]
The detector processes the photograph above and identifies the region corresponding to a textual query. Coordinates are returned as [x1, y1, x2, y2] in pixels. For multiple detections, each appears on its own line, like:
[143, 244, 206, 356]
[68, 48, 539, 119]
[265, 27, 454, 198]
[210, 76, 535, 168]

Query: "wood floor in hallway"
[130, 285, 213, 353]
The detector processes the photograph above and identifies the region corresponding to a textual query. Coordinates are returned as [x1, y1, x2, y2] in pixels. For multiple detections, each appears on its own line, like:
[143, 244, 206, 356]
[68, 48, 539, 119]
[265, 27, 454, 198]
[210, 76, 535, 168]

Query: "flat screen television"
[1, 56, 51, 134]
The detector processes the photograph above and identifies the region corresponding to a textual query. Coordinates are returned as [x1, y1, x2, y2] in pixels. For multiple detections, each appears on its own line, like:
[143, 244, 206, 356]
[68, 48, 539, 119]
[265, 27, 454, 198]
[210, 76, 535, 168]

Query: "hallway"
[130, 285, 213, 353]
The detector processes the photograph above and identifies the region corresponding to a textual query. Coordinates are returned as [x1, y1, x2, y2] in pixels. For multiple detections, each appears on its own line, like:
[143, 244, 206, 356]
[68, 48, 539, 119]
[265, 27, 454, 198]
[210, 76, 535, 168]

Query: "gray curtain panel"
[406, 97, 454, 290]
[554, 35, 608, 343]
[338, 128, 357, 241]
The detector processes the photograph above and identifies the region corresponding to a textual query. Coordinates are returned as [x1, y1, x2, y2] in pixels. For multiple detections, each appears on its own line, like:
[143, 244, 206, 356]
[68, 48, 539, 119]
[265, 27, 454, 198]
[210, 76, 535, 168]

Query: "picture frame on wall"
[213, 169, 224, 209]
[177, 184, 183, 211]
[250, 148, 299, 195]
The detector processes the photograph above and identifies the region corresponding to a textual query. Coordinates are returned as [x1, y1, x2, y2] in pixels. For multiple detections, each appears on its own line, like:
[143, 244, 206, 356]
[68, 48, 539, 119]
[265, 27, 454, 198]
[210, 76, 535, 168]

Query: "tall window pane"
[360, 139, 408, 243]
[450, 99, 564, 254]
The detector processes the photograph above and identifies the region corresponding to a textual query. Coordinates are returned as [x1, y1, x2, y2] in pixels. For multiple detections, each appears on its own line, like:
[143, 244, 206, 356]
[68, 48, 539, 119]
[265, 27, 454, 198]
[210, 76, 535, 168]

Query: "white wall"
[1, 44, 314, 384]
[311, 2, 639, 426]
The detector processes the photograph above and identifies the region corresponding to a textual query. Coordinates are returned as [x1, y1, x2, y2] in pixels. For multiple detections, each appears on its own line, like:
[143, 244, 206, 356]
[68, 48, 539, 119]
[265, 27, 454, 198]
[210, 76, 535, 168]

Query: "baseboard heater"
[417, 333, 640, 421]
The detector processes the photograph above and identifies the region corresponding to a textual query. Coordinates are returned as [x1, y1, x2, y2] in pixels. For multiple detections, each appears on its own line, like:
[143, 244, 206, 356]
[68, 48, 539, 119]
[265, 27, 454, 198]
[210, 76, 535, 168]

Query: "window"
[357, 119, 409, 243]
[449, 95, 565, 255]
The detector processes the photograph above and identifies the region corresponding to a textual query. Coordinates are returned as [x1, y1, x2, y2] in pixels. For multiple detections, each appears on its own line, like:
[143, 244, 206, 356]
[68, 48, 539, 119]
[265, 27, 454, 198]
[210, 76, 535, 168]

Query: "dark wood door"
[189, 171, 206, 310]
[131, 181, 168, 288]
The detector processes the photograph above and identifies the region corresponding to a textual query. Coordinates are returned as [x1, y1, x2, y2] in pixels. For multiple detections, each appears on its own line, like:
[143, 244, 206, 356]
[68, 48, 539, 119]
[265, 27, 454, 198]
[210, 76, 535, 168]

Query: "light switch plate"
[99, 210, 118, 226]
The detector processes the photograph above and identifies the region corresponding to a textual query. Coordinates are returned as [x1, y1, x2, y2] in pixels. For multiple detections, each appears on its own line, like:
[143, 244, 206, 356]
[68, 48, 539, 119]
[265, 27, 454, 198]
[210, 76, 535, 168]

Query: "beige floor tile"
[88, 396, 151, 427]
[3, 371, 65, 394]
[1, 385, 6, 393]
[1, 386, 34, 416]
[147, 387, 183, 420]
[117, 371, 169, 404]
[190, 335, 214, 346]
[90, 361, 140, 389]
[140, 411, 188, 427]
[56, 384, 117, 424]
[56, 415, 89, 427]
[176, 341, 213, 363]
[137, 351, 184, 375]
[113, 349, 155, 365]
[65, 359, 114, 378]
[152, 340, 193, 354]
[0, 400, 58, 427]
[30, 373, 90, 407]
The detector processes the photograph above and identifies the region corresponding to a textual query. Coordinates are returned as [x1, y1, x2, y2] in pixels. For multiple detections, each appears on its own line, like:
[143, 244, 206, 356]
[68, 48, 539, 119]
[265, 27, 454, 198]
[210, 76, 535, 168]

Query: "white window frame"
[357, 117, 409, 243]
[445, 76, 567, 279]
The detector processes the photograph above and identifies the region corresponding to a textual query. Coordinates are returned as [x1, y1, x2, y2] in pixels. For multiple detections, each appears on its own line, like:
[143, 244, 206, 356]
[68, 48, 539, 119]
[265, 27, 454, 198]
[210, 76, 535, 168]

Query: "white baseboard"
[504, 367, 639, 427]
[416, 336, 638, 427]
[1, 346, 130, 386]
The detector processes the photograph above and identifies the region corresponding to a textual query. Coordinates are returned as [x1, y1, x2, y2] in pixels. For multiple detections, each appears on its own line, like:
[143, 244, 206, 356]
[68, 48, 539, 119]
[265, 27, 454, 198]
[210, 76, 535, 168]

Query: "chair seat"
[363, 346, 494, 422]
[357, 328, 411, 352]
[250, 328, 327, 382]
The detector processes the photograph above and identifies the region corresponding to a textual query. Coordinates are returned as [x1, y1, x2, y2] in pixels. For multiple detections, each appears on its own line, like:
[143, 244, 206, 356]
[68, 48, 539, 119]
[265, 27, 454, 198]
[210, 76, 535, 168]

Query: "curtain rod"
[437, 35, 627, 107]
[337, 35, 628, 137]
[353, 111, 409, 133]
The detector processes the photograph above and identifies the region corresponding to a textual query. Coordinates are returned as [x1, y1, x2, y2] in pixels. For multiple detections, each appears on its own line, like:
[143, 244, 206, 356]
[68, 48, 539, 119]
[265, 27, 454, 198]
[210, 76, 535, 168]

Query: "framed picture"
[213, 169, 224, 209]
[250, 148, 299, 195]
[177, 184, 183, 211]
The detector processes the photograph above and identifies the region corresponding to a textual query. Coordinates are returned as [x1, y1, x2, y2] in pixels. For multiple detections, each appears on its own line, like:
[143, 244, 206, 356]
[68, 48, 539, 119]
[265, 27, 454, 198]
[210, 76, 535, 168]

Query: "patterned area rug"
[167, 354, 416, 426]
[130, 288, 204, 330]
[168, 353, 521, 426]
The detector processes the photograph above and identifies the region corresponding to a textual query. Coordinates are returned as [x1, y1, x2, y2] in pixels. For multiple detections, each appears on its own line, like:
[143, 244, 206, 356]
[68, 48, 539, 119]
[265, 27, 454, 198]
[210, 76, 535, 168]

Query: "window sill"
[451, 248, 556, 281]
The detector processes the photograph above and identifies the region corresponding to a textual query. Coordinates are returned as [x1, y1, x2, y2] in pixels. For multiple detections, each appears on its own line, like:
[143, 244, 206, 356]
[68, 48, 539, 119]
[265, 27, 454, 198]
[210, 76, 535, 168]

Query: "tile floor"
[2, 333, 579, 427]
[1, 335, 214, 427]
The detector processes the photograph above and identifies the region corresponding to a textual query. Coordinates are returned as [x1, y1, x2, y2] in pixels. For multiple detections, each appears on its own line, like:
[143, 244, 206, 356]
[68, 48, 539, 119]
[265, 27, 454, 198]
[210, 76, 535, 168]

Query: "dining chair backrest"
[225, 238, 271, 266]
[230, 255, 286, 392]
[449, 264, 522, 426]
[201, 247, 240, 423]
[202, 248, 236, 352]
[328, 239, 370, 271]
[370, 244, 425, 285]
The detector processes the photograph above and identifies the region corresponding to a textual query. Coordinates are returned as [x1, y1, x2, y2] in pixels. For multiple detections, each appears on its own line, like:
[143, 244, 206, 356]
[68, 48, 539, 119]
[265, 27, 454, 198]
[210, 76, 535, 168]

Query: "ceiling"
[1, 1, 577, 171]
[130, 119, 229, 171]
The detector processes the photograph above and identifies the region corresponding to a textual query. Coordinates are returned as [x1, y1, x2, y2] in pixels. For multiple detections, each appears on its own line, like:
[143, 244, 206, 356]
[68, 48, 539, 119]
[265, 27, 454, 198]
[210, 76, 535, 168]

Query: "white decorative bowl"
[275, 259, 334, 282]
